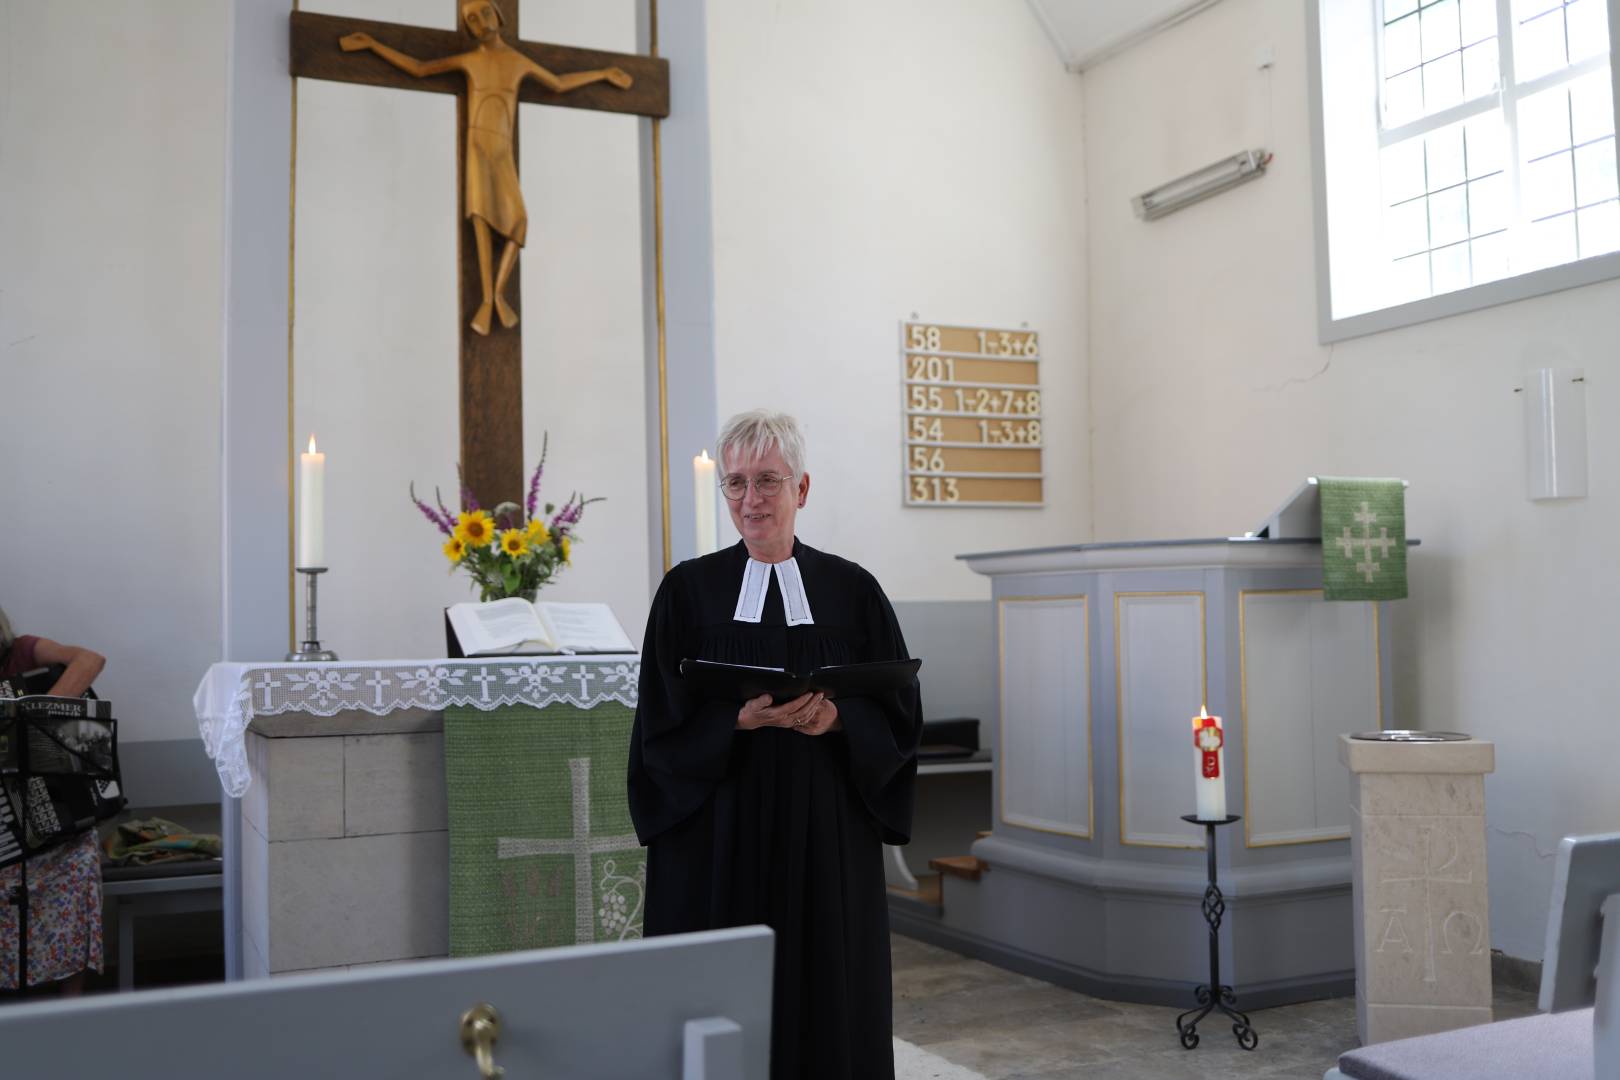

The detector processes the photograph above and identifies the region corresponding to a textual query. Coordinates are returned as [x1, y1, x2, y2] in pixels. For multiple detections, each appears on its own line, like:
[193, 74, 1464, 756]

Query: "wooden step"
[886, 872, 942, 908]
[929, 855, 986, 882]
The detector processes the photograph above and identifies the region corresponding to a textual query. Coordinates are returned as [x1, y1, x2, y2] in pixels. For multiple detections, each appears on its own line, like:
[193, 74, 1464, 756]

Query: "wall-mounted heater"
[1132, 149, 1270, 220]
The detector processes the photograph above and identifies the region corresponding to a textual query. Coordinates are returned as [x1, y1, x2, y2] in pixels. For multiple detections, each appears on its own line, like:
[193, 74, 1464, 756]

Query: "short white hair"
[716, 410, 806, 477]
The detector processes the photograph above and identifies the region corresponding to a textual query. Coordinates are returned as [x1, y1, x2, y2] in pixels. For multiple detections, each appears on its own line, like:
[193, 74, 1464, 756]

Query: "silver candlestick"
[286, 567, 338, 662]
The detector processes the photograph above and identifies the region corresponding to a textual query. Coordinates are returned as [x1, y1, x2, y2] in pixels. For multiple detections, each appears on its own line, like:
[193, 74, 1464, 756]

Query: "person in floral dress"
[1, 607, 106, 993]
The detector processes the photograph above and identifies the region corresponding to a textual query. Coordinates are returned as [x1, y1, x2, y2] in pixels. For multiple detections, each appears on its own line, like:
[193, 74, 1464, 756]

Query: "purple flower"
[526, 432, 550, 521]
[457, 463, 479, 513]
[410, 483, 453, 535]
[434, 487, 456, 529]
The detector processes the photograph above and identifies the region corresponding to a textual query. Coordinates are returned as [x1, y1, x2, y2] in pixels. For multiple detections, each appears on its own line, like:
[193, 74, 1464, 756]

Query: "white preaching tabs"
[733, 557, 816, 626]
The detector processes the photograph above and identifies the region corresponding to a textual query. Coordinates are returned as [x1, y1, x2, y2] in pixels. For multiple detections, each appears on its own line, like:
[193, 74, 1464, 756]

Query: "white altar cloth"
[194, 655, 641, 797]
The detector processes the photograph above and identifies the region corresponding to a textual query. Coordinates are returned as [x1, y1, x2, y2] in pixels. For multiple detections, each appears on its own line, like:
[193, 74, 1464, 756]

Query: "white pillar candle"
[297, 434, 326, 568]
[1193, 708, 1226, 822]
[694, 449, 718, 556]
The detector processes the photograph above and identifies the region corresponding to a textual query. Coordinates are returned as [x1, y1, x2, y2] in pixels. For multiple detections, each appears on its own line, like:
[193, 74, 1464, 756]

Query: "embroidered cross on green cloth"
[1319, 477, 1407, 601]
[444, 702, 645, 957]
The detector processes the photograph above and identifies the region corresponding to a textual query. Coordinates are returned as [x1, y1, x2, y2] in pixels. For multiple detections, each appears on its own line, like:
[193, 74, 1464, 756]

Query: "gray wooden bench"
[99, 803, 223, 990]
[1325, 1008, 1593, 1080]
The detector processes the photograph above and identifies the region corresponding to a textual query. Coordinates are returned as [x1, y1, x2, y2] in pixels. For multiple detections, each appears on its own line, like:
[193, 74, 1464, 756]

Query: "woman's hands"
[736, 692, 841, 735]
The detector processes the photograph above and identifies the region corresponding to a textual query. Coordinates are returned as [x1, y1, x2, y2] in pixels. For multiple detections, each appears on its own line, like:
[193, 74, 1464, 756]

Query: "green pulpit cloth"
[444, 702, 645, 957]
[1318, 476, 1407, 601]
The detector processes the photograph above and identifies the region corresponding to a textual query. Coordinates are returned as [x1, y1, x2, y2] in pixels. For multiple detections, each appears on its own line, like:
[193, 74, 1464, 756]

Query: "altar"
[894, 534, 1407, 1007]
[195, 654, 639, 979]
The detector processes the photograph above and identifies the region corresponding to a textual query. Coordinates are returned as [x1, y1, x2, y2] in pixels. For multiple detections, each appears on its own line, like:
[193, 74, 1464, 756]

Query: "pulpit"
[195, 655, 640, 978]
[929, 533, 1408, 1006]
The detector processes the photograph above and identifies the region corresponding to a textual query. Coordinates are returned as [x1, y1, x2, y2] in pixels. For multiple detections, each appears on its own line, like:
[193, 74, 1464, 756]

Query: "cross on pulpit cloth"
[290, 1, 670, 508]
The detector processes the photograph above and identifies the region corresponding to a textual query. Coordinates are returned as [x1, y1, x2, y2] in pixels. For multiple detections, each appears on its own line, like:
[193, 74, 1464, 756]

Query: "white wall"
[0, 0, 228, 743]
[293, 0, 650, 657]
[1084, 0, 1620, 960]
[705, 0, 1091, 601]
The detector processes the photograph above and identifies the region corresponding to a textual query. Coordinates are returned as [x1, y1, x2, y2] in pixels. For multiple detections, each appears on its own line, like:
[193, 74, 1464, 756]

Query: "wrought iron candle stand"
[1174, 814, 1258, 1051]
[286, 567, 338, 662]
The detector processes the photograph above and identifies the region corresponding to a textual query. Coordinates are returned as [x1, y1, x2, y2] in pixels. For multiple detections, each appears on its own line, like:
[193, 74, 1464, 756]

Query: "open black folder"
[678, 658, 921, 705]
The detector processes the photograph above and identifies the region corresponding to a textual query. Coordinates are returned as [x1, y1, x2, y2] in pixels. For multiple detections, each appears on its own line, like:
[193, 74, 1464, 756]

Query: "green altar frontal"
[446, 702, 645, 956]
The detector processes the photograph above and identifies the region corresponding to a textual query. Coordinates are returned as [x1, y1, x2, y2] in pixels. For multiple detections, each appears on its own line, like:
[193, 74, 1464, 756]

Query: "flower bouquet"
[410, 435, 601, 602]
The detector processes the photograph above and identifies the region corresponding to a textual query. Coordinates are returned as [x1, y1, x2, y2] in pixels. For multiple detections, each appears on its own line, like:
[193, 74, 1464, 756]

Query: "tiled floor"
[890, 934, 1539, 1079]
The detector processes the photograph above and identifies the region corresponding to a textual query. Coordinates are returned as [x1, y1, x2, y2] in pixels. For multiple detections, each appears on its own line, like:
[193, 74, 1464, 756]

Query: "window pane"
[1465, 113, 1507, 177]
[1432, 241, 1472, 293]
[1427, 124, 1468, 189]
[1462, 39, 1501, 99]
[1423, 0, 1462, 61]
[1521, 211, 1578, 269]
[1515, 9, 1569, 81]
[1578, 200, 1620, 255]
[1471, 231, 1512, 282]
[1386, 12, 1423, 73]
[1386, 68, 1425, 126]
[1566, 0, 1610, 64]
[1571, 73, 1616, 144]
[1424, 54, 1466, 112]
[1383, 138, 1429, 202]
[1460, 0, 1497, 44]
[1387, 197, 1432, 257]
[1386, 0, 1420, 20]
[1390, 252, 1432, 303]
[1430, 185, 1470, 245]
[1468, 173, 1511, 233]
[1519, 86, 1573, 160]
[1524, 151, 1576, 218]
[1575, 138, 1619, 205]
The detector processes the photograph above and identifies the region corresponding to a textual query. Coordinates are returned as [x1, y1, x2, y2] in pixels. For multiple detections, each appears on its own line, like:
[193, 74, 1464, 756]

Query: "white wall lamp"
[1132, 149, 1271, 220]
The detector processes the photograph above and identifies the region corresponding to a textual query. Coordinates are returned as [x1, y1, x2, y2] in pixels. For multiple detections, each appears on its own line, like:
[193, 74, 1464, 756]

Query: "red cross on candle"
[1193, 715, 1224, 779]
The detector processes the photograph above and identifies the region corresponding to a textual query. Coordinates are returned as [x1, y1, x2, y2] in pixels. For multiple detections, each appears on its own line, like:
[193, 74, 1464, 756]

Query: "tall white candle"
[694, 450, 718, 556]
[1193, 708, 1226, 822]
[298, 434, 326, 568]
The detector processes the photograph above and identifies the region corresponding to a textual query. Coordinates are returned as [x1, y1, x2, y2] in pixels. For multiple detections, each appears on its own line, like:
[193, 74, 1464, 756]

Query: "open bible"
[446, 599, 635, 657]
[678, 658, 921, 704]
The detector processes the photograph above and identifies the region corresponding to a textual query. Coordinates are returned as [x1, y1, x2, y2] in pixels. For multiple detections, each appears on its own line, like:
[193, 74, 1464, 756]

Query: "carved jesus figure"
[341, 1, 633, 335]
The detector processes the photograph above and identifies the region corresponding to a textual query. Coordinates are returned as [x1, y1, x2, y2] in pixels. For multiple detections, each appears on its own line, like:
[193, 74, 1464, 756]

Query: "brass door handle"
[459, 1003, 505, 1079]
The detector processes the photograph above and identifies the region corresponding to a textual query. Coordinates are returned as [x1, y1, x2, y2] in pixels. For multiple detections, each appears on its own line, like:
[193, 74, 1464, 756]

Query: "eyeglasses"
[720, 473, 793, 501]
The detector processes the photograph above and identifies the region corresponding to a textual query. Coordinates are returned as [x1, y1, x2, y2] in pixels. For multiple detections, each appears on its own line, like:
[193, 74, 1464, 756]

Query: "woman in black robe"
[628, 410, 923, 1080]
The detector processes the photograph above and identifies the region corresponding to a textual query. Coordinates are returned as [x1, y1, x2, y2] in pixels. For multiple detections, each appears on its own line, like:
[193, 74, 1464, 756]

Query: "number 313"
[911, 476, 960, 503]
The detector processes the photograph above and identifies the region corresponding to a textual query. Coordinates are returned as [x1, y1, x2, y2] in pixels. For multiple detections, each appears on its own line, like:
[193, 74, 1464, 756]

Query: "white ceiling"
[1025, 0, 1226, 72]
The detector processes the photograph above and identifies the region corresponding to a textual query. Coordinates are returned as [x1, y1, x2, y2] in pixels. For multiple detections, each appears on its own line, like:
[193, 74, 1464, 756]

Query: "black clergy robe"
[628, 539, 924, 1080]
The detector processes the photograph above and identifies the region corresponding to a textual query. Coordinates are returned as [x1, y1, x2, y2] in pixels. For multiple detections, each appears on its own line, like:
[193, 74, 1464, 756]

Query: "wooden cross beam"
[289, 2, 670, 510]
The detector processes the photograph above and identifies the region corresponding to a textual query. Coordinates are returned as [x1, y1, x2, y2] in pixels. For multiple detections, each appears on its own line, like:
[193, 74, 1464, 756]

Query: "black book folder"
[678, 658, 921, 704]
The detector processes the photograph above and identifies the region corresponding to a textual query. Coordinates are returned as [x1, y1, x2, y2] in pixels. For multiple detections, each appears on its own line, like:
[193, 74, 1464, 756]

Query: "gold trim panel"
[1114, 591, 1207, 850]
[1238, 589, 1386, 849]
[996, 595, 1093, 840]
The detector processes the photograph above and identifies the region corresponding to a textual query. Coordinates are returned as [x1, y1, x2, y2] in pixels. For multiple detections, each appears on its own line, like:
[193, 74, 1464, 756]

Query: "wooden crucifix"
[290, 1, 669, 509]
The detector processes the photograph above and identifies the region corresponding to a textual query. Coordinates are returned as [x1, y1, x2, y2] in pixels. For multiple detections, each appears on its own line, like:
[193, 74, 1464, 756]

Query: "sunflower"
[526, 518, 551, 545]
[499, 528, 529, 558]
[442, 536, 467, 563]
[560, 536, 572, 564]
[455, 509, 496, 547]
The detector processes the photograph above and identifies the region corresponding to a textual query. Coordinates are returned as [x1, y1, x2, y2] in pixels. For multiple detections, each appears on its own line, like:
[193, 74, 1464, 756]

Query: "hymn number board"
[901, 322, 1044, 507]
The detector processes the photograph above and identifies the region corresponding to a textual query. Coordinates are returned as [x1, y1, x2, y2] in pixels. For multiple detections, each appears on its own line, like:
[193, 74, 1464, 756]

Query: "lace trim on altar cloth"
[194, 657, 640, 798]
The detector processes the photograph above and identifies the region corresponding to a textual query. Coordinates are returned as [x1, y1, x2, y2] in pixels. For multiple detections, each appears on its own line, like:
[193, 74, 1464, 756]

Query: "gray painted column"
[639, 0, 720, 588]
[220, 0, 295, 979]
